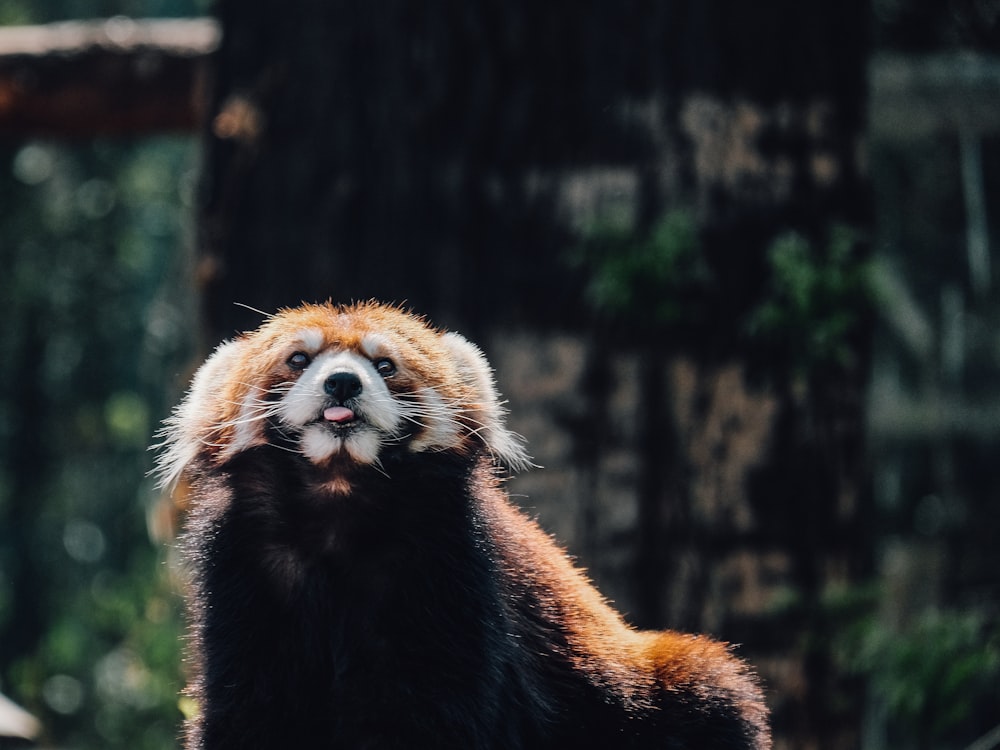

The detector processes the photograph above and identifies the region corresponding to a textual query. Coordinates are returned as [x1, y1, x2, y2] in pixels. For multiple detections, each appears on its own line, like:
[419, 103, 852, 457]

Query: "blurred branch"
[869, 258, 934, 362]
[868, 52, 1000, 137]
[870, 52, 1000, 138]
[959, 129, 991, 300]
[965, 722, 1000, 750]
[0, 17, 219, 138]
[868, 383, 1000, 440]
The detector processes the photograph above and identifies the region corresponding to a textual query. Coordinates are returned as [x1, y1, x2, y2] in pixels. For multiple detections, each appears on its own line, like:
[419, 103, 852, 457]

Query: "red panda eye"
[374, 358, 396, 377]
[287, 352, 311, 370]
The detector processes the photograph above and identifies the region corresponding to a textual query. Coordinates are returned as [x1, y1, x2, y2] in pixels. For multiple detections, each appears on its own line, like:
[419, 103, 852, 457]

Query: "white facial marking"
[299, 428, 342, 463]
[296, 328, 325, 354]
[154, 338, 248, 489]
[226, 385, 269, 457]
[345, 430, 382, 464]
[299, 425, 384, 464]
[440, 332, 532, 472]
[407, 388, 463, 453]
[360, 333, 393, 360]
[278, 349, 401, 465]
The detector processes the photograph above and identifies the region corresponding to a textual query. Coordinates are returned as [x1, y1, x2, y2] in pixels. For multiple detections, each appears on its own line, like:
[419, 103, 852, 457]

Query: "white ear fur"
[440, 332, 532, 472]
[152, 338, 248, 489]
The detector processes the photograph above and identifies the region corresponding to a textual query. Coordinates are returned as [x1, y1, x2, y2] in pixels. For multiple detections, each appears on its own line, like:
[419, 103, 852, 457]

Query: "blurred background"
[0, 1, 998, 748]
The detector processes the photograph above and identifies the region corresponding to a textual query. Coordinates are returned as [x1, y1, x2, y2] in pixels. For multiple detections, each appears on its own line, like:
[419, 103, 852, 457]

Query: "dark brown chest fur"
[182, 446, 767, 749]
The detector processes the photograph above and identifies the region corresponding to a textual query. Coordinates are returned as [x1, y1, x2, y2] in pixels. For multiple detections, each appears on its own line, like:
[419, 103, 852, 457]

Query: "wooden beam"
[0, 17, 219, 138]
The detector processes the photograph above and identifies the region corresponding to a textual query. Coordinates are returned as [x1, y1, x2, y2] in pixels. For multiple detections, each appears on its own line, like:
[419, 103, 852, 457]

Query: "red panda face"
[155, 302, 529, 489]
[275, 337, 406, 466]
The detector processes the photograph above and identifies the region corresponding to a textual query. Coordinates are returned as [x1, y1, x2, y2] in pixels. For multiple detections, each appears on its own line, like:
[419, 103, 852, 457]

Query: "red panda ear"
[440, 332, 532, 473]
[153, 337, 252, 490]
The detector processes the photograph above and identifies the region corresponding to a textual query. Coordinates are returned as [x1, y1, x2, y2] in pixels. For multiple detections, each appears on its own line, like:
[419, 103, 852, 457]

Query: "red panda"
[156, 301, 770, 749]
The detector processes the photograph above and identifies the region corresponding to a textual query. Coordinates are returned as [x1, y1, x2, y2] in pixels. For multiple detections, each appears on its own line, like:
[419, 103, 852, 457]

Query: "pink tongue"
[323, 406, 355, 423]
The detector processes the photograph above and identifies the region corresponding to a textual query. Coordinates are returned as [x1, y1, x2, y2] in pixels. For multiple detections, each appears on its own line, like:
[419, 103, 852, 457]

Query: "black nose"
[324, 372, 362, 403]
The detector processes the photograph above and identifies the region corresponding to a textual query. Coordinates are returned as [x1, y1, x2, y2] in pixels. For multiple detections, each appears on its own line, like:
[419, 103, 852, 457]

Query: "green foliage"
[573, 211, 870, 373]
[838, 607, 1000, 741]
[747, 224, 872, 372]
[0, 135, 197, 749]
[9, 547, 185, 749]
[572, 210, 709, 328]
[0, 5, 33, 24]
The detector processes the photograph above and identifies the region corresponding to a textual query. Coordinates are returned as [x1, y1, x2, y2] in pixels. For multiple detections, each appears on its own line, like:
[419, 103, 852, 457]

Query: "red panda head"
[154, 301, 530, 489]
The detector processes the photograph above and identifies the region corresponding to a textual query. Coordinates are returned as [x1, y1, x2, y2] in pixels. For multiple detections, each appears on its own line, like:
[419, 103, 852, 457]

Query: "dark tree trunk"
[198, 3, 872, 747]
